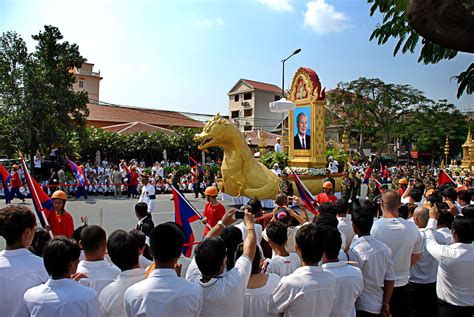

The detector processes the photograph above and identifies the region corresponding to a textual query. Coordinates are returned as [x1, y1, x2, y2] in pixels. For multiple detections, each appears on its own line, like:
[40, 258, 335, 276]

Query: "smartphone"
[235, 211, 245, 219]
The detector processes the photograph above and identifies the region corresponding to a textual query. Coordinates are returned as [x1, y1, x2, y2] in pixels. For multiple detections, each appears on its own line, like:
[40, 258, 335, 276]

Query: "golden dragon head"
[194, 113, 237, 151]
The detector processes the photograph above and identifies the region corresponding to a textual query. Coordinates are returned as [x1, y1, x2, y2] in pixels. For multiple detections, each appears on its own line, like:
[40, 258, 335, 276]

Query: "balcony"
[75, 68, 101, 77]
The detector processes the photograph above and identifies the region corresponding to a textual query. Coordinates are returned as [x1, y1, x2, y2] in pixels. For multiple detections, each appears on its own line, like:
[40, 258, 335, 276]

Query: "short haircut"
[265, 221, 288, 246]
[29, 228, 52, 257]
[313, 213, 338, 228]
[236, 243, 261, 274]
[381, 190, 401, 211]
[319, 202, 337, 216]
[436, 202, 454, 228]
[462, 205, 474, 219]
[43, 236, 80, 279]
[452, 217, 474, 243]
[427, 192, 443, 205]
[220, 226, 243, 270]
[458, 190, 471, 204]
[107, 230, 139, 271]
[321, 226, 342, 260]
[296, 112, 307, 124]
[334, 200, 348, 215]
[135, 202, 149, 218]
[0, 205, 36, 245]
[352, 207, 374, 234]
[275, 193, 287, 206]
[409, 189, 423, 203]
[72, 224, 87, 242]
[150, 222, 184, 263]
[413, 182, 425, 193]
[80, 225, 106, 253]
[195, 237, 226, 276]
[248, 199, 263, 217]
[398, 205, 409, 219]
[295, 223, 325, 264]
[442, 187, 458, 202]
[129, 229, 146, 248]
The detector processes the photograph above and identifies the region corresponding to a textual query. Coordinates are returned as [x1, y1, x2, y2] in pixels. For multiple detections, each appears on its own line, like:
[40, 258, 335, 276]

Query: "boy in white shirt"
[268, 223, 336, 317]
[262, 221, 300, 277]
[77, 225, 120, 294]
[99, 230, 145, 317]
[24, 236, 100, 316]
[0, 206, 49, 317]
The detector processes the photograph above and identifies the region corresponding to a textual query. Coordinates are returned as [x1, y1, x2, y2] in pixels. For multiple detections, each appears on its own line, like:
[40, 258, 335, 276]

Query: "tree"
[367, 0, 473, 98]
[0, 26, 89, 166]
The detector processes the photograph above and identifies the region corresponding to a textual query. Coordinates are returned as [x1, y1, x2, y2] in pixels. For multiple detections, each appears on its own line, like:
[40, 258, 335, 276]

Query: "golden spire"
[464, 127, 472, 146]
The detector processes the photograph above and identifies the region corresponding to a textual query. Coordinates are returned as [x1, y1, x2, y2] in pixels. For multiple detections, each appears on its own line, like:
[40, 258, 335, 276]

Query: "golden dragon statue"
[194, 114, 329, 200]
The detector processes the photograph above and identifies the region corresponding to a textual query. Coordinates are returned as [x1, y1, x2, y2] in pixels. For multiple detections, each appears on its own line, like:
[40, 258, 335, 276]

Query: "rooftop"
[228, 79, 281, 95]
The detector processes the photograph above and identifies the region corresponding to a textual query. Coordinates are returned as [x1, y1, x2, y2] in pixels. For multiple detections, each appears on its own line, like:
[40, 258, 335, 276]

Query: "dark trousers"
[438, 299, 474, 317]
[390, 284, 410, 317]
[11, 187, 24, 201]
[128, 185, 138, 197]
[194, 181, 204, 198]
[356, 311, 380, 317]
[409, 282, 437, 317]
[75, 186, 88, 199]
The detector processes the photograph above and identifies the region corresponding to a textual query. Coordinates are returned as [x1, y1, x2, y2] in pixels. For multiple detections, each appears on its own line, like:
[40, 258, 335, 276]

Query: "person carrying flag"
[129, 166, 139, 198]
[202, 186, 226, 236]
[49, 190, 74, 238]
[10, 164, 25, 203]
[315, 181, 337, 205]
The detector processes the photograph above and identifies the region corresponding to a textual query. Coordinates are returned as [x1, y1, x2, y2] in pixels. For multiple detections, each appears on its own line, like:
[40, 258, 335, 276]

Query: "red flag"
[437, 169, 455, 186]
[363, 165, 373, 184]
[290, 170, 319, 215]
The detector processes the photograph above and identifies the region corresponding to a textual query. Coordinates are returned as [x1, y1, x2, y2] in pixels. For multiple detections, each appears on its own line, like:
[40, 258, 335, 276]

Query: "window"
[244, 125, 252, 131]
[274, 95, 281, 101]
[79, 81, 84, 88]
[244, 109, 253, 117]
[231, 110, 239, 118]
[234, 95, 239, 102]
[244, 93, 252, 100]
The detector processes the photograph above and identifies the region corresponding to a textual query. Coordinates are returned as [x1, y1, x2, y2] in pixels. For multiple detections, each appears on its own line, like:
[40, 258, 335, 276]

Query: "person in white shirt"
[328, 156, 339, 174]
[335, 201, 355, 251]
[125, 222, 203, 317]
[370, 190, 423, 317]
[234, 204, 263, 245]
[0, 206, 49, 317]
[409, 206, 446, 317]
[24, 236, 100, 317]
[186, 208, 257, 317]
[138, 173, 156, 212]
[321, 225, 363, 317]
[99, 230, 145, 317]
[77, 225, 120, 294]
[274, 137, 283, 153]
[129, 229, 153, 269]
[262, 221, 301, 277]
[425, 205, 474, 317]
[349, 206, 394, 317]
[268, 223, 336, 317]
[271, 163, 282, 176]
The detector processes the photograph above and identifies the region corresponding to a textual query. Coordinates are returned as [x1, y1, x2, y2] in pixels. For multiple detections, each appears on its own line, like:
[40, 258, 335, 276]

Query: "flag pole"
[172, 185, 212, 230]
[288, 167, 315, 199]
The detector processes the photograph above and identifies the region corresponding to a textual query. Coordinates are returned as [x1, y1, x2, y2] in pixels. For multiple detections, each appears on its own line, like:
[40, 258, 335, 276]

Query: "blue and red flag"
[172, 185, 204, 257]
[67, 158, 85, 186]
[19, 157, 54, 231]
[290, 170, 319, 215]
[188, 155, 204, 174]
[363, 165, 373, 184]
[0, 164, 12, 202]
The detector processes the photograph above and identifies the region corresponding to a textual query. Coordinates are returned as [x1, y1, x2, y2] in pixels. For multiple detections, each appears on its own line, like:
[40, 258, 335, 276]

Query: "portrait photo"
[293, 107, 311, 150]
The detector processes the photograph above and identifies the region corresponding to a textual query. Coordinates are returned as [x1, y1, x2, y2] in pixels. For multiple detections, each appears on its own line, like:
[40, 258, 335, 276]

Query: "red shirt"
[398, 188, 405, 196]
[383, 170, 389, 178]
[315, 192, 337, 205]
[11, 171, 21, 188]
[48, 210, 74, 238]
[203, 202, 226, 236]
[130, 172, 139, 185]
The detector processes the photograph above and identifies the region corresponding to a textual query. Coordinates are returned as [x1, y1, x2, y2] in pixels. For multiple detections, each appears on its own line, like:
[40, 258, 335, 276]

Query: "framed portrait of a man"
[293, 107, 311, 150]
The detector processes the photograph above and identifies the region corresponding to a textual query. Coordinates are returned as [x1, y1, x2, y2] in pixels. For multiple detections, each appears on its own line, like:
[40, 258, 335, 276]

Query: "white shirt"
[235, 222, 263, 245]
[274, 143, 283, 153]
[99, 268, 145, 317]
[34, 155, 42, 168]
[371, 217, 423, 287]
[24, 278, 100, 317]
[138, 183, 156, 212]
[437, 227, 454, 245]
[409, 228, 445, 284]
[244, 273, 281, 317]
[322, 261, 364, 317]
[349, 235, 395, 314]
[139, 255, 153, 270]
[263, 253, 301, 277]
[0, 248, 49, 317]
[268, 266, 336, 317]
[425, 218, 474, 306]
[187, 255, 252, 317]
[125, 268, 203, 317]
[337, 215, 355, 250]
[77, 260, 120, 295]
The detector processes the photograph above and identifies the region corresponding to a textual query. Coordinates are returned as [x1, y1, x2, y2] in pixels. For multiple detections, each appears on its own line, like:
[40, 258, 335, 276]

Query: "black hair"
[129, 229, 147, 248]
[362, 200, 379, 217]
[265, 221, 288, 246]
[72, 224, 88, 243]
[236, 243, 261, 274]
[352, 206, 374, 234]
[442, 187, 458, 202]
[29, 228, 51, 257]
[107, 230, 139, 271]
[398, 205, 409, 219]
[295, 224, 325, 264]
[409, 189, 423, 203]
[0, 205, 36, 245]
[462, 205, 474, 219]
[319, 202, 337, 216]
[274, 208, 291, 226]
[467, 188, 474, 200]
[313, 213, 338, 228]
[195, 237, 226, 276]
[80, 225, 106, 253]
[321, 226, 342, 260]
[458, 190, 471, 205]
[427, 192, 443, 205]
[220, 226, 243, 270]
[248, 199, 263, 217]
[334, 200, 348, 215]
[43, 236, 80, 279]
[150, 222, 184, 263]
[436, 202, 454, 228]
[413, 182, 425, 193]
[452, 217, 474, 243]
[135, 202, 149, 218]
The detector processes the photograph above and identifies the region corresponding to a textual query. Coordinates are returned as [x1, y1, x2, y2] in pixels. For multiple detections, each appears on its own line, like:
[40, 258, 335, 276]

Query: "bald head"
[381, 190, 401, 214]
[413, 206, 429, 228]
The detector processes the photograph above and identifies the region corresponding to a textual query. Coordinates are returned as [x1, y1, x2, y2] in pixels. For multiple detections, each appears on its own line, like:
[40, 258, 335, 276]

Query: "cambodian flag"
[290, 170, 319, 216]
[67, 158, 85, 186]
[189, 155, 204, 174]
[20, 157, 55, 231]
[363, 165, 373, 184]
[172, 185, 203, 257]
[0, 164, 12, 202]
[437, 169, 455, 186]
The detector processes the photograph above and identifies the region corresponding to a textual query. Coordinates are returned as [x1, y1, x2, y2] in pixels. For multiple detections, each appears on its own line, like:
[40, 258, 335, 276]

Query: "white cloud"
[304, 0, 350, 33]
[257, 0, 294, 11]
[195, 17, 224, 28]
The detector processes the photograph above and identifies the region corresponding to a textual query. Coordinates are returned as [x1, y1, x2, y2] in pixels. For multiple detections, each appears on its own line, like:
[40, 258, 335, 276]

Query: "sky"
[1, 0, 473, 115]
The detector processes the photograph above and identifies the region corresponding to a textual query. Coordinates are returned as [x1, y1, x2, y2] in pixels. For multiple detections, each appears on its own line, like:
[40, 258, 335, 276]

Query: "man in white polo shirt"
[0, 205, 49, 317]
[268, 223, 336, 317]
[370, 190, 423, 317]
[425, 205, 474, 317]
[124, 222, 202, 316]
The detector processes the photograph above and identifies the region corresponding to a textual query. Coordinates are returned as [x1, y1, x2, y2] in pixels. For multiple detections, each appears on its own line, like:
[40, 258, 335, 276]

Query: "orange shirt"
[315, 192, 337, 205]
[203, 202, 226, 236]
[11, 171, 21, 188]
[50, 211, 74, 238]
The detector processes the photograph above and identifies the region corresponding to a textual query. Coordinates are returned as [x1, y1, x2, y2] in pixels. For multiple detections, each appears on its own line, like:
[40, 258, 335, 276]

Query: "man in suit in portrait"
[294, 112, 311, 149]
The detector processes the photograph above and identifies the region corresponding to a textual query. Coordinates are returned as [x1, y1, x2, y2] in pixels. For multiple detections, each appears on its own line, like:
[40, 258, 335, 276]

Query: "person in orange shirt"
[10, 165, 25, 203]
[202, 186, 226, 236]
[398, 178, 408, 196]
[49, 190, 74, 238]
[315, 181, 337, 206]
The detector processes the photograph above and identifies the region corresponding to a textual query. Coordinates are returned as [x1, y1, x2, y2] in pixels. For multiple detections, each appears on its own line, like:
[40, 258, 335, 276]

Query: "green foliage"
[259, 151, 288, 168]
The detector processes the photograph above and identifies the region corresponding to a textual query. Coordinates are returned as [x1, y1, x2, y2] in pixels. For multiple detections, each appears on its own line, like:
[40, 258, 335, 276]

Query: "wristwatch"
[217, 220, 226, 228]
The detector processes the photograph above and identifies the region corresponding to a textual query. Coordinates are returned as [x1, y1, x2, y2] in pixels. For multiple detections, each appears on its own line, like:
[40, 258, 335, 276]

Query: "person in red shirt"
[202, 186, 226, 236]
[315, 181, 337, 206]
[49, 190, 74, 238]
[10, 164, 25, 203]
[398, 178, 408, 196]
[128, 166, 139, 198]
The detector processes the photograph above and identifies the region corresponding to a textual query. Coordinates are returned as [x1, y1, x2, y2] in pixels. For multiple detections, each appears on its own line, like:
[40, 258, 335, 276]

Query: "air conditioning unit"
[241, 101, 250, 107]
[245, 121, 250, 126]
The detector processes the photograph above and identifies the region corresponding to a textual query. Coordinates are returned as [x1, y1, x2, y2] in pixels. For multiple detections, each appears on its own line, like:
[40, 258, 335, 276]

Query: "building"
[72, 63, 102, 102]
[228, 79, 284, 132]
